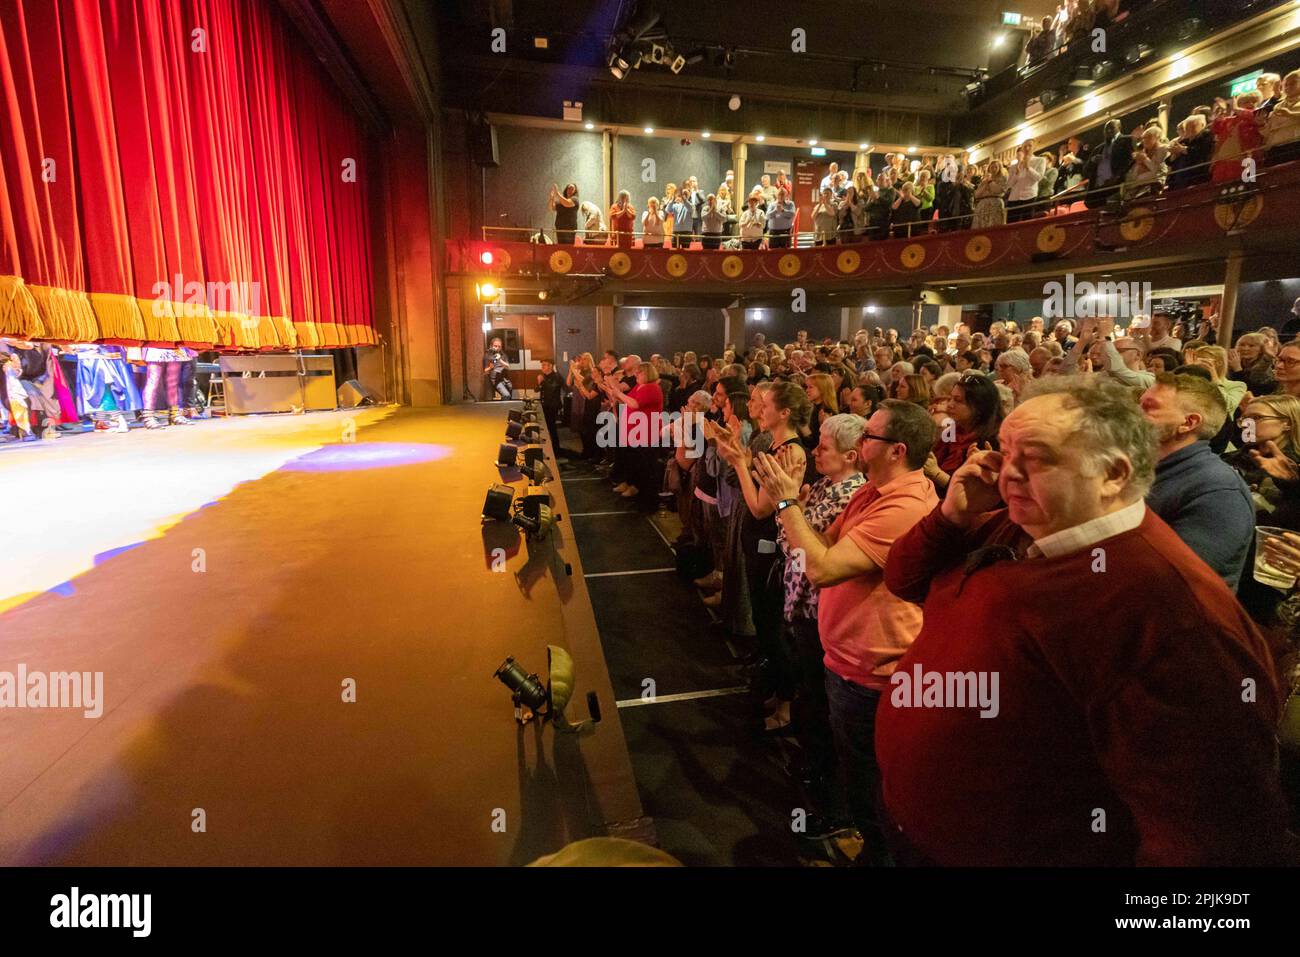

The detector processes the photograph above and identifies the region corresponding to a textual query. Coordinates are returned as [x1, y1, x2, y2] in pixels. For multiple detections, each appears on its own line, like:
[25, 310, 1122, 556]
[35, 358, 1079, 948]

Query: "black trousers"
[789, 615, 838, 813]
[767, 229, 792, 248]
[541, 403, 561, 448]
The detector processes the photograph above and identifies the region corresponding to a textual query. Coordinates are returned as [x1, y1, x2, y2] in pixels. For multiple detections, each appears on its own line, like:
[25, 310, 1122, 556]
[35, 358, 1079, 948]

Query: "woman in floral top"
[777, 414, 867, 814]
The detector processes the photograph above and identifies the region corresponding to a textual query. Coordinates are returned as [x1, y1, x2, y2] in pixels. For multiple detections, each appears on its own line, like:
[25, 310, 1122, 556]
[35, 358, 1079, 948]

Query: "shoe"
[93, 420, 110, 433]
[142, 412, 163, 430]
[169, 408, 194, 426]
[20, 432, 38, 442]
[112, 414, 130, 433]
[41, 426, 60, 440]
[619, 486, 639, 498]
[701, 591, 722, 607]
[763, 702, 793, 735]
[612, 482, 630, 493]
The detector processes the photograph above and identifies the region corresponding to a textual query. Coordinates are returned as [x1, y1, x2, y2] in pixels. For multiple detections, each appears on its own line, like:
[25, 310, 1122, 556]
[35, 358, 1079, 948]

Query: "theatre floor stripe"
[583, 567, 676, 578]
[616, 687, 749, 708]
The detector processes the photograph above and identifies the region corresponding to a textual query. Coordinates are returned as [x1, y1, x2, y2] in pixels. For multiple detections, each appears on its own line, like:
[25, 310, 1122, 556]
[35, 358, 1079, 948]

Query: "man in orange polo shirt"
[754, 399, 938, 863]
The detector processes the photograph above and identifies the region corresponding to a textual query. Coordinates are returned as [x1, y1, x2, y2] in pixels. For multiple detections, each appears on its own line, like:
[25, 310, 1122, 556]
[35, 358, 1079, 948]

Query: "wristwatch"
[776, 498, 800, 514]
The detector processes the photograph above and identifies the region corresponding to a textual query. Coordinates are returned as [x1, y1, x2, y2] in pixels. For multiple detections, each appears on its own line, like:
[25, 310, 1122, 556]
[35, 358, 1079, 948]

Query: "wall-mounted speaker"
[471, 121, 499, 167]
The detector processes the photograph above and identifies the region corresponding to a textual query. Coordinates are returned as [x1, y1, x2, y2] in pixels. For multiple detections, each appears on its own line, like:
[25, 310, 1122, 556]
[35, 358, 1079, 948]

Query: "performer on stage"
[73, 344, 142, 433]
[141, 346, 197, 428]
[0, 339, 64, 441]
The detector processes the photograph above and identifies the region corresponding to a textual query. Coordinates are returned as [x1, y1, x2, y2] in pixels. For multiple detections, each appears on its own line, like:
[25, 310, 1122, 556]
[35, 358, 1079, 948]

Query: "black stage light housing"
[493, 658, 549, 713]
[508, 409, 523, 423]
[497, 443, 519, 468]
[482, 484, 514, 522]
[506, 420, 523, 440]
[523, 446, 544, 470]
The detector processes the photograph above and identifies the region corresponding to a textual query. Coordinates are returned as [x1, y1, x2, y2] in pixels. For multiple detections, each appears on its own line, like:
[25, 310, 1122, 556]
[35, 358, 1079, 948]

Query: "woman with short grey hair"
[776, 413, 867, 775]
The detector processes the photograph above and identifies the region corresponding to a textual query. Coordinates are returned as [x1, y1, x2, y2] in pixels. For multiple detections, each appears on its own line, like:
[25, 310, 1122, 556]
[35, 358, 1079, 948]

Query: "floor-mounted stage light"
[482, 483, 558, 539]
[493, 646, 601, 730]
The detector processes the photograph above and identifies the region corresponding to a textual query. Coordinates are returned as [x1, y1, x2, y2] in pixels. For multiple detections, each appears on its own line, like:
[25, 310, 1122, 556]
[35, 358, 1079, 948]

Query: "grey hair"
[932, 371, 961, 398]
[996, 349, 1033, 374]
[1019, 375, 1157, 497]
[892, 361, 915, 376]
[820, 412, 867, 453]
[689, 389, 714, 410]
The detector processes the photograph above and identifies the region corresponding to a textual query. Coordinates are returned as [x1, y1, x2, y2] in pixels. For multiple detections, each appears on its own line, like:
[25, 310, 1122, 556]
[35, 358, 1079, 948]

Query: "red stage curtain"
[0, 0, 375, 350]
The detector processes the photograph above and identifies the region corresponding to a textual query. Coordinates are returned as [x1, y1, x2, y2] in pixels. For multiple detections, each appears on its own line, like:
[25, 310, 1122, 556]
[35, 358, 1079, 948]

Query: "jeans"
[824, 668, 882, 836]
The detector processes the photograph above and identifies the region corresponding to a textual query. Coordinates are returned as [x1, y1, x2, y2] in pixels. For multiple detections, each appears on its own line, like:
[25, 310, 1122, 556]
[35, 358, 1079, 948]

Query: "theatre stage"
[0, 404, 647, 865]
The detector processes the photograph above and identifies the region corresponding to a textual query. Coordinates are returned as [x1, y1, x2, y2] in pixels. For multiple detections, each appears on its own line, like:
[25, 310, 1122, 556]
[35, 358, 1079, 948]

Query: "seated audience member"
[755, 400, 939, 864]
[994, 349, 1033, 405]
[1141, 375, 1255, 588]
[926, 373, 1003, 495]
[892, 373, 930, 408]
[878, 377, 1289, 865]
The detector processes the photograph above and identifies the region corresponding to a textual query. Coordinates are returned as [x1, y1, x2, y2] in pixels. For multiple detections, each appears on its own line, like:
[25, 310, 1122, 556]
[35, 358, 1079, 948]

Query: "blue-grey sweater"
[1146, 441, 1255, 590]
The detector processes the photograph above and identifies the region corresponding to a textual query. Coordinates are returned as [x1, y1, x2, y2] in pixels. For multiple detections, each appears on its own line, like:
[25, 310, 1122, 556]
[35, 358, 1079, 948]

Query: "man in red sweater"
[878, 377, 1289, 866]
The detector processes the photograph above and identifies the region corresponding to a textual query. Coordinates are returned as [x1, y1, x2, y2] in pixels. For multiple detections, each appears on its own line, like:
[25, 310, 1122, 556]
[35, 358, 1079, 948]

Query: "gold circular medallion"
[836, 249, 861, 274]
[1035, 224, 1065, 253]
[721, 255, 745, 279]
[1119, 207, 1155, 243]
[778, 253, 802, 277]
[548, 250, 573, 274]
[964, 235, 992, 263]
[608, 252, 632, 276]
[900, 243, 926, 269]
[492, 248, 512, 271]
[1213, 188, 1263, 231]
[666, 254, 689, 278]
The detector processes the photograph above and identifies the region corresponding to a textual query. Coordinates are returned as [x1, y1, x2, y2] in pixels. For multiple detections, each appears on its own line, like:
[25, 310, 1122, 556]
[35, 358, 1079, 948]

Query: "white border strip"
[616, 686, 749, 708]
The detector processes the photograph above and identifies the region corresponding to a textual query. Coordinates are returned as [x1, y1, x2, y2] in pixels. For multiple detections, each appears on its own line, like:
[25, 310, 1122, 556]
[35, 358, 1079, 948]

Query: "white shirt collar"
[1026, 499, 1146, 559]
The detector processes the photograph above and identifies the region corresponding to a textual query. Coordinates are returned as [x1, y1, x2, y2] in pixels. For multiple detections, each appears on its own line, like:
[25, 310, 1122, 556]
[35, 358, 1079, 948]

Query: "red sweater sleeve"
[883, 503, 974, 604]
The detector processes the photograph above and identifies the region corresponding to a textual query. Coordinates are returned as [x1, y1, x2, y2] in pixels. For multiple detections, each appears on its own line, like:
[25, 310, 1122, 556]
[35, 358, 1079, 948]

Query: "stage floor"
[0, 405, 645, 865]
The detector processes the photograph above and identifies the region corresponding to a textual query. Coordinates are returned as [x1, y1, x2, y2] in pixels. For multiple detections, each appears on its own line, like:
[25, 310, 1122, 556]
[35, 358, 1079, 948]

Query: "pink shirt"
[817, 470, 938, 690]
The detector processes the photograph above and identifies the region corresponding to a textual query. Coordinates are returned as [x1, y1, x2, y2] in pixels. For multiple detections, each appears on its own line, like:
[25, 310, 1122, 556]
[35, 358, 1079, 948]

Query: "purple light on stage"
[282, 442, 454, 472]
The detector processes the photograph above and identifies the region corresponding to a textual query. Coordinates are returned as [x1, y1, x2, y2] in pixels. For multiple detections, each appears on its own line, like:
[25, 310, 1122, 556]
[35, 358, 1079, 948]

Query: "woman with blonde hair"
[893, 373, 931, 407]
[972, 159, 1008, 229]
[1228, 332, 1277, 396]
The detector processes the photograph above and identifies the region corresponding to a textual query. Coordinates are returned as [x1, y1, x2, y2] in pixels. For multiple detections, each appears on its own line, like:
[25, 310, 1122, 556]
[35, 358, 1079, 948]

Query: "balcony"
[451, 160, 1300, 300]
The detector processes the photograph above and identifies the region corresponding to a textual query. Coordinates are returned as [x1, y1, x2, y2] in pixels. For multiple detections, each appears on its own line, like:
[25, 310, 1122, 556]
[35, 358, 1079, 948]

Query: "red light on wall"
[480, 250, 495, 266]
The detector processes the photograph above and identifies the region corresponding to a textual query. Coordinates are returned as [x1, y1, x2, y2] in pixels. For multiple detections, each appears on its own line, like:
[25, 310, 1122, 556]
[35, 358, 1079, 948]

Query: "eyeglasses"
[1275, 357, 1300, 367]
[861, 431, 898, 444]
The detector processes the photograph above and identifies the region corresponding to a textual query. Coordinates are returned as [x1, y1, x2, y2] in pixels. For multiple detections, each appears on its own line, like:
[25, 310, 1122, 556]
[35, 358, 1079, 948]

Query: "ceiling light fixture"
[755, 134, 765, 142]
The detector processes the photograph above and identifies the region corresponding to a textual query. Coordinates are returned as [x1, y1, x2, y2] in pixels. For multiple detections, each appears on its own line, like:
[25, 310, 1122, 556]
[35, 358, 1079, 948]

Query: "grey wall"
[612, 135, 728, 204]
[1239, 278, 1300, 335]
[615, 306, 726, 357]
[482, 126, 603, 242]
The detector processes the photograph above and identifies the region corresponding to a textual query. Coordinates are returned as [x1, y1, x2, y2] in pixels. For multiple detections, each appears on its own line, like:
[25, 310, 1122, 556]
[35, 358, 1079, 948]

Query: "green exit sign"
[1002, 12, 1022, 25]
[1230, 70, 1263, 97]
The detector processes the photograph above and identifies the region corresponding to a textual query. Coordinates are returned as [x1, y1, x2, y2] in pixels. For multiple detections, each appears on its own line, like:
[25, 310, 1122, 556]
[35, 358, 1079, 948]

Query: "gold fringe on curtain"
[271, 315, 297, 349]
[89, 292, 147, 340]
[0, 275, 49, 339]
[134, 296, 183, 343]
[173, 301, 219, 346]
[212, 310, 261, 350]
[293, 320, 319, 350]
[33, 286, 101, 341]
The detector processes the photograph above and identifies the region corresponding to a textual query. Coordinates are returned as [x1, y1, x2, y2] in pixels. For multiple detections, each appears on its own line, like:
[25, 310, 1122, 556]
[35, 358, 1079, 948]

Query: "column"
[596, 304, 615, 357]
[732, 141, 747, 203]
[1219, 249, 1243, 345]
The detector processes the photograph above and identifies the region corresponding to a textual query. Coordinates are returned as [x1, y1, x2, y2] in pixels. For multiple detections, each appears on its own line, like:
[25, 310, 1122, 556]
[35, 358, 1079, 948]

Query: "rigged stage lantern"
[0, 0, 376, 351]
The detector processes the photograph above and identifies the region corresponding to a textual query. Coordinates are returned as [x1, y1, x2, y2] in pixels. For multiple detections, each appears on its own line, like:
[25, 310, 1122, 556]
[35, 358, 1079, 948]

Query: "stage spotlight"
[538, 289, 548, 301]
[493, 657, 549, 716]
[506, 420, 541, 441]
[518, 458, 552, 486]
[479, 250, 494, 266]
[482, 483, 514, 522]
[476, 280, 498, 303]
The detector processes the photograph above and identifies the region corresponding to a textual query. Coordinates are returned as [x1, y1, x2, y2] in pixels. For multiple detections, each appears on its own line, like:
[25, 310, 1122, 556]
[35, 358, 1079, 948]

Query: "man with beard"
[1140, 374, 1254, 589]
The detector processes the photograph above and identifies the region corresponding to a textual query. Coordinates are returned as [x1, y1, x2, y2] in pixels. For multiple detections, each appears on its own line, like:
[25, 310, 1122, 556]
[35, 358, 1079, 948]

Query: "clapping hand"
[1249, 440, 1300, 483]
[1261, 530, 1300, 579]
[752, 450, 808, 505]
